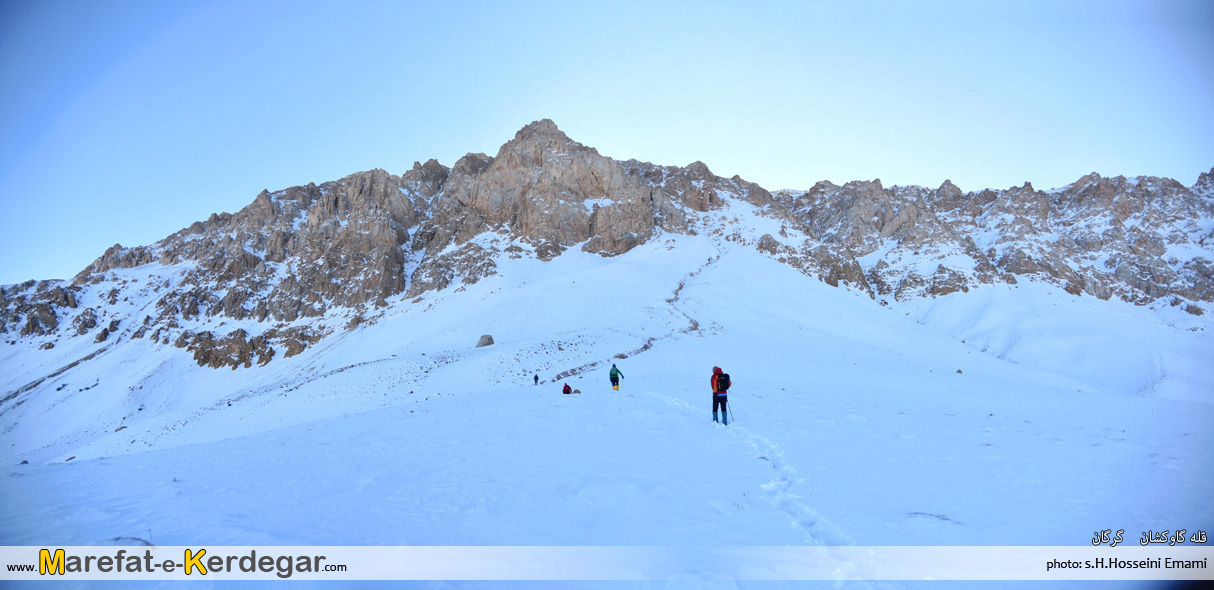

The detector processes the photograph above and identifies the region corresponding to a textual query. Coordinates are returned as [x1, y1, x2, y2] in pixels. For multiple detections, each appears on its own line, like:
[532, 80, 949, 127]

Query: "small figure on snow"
[711, 366, 731, 425]
[563, 383, 573, 394]
[609, 364, 624, 391]
[534, 374, 539, 386]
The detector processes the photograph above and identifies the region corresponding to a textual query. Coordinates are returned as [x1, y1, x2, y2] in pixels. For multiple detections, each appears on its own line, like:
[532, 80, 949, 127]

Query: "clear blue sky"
[2, 0, 1211, 284]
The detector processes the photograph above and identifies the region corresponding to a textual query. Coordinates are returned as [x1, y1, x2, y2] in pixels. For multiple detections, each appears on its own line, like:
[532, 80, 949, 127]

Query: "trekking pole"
[728, 402, 735, 423]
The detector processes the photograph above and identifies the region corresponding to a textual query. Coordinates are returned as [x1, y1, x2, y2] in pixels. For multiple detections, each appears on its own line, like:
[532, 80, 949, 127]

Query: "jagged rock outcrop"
[415, 120, 697, 265]
[770, 169, 1214, 302]
[2, 122, 1210, 369]
[177, 328, 275, 369]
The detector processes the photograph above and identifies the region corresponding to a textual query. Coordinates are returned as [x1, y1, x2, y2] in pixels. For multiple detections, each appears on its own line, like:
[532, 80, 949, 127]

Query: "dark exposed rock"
[186, 329, 274, 369]
[756, 234, 781, 255]
[15, 302, 57, 336]
[268, 326, 324, 359]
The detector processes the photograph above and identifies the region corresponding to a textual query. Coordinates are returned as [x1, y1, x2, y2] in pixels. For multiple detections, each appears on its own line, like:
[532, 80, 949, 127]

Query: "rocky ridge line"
[2, 120, 1211, 368]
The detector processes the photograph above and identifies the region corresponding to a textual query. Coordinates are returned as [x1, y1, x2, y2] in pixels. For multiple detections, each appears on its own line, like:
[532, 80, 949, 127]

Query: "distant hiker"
[563, 383, 572, 394]
[534, 374, 539, 386]
[711, 366, 731, 425]
[609, 364, 624, 391]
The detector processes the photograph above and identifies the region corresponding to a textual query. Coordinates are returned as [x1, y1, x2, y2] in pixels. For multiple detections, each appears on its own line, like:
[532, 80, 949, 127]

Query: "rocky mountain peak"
[929, 180, 965, 212]
[841, 178, 884, 193]
[513, 118, 565, 141]
[419, 121, 711, 263]
[1193, 167, 1214, 198]
[403, 159, 450, 199]
[493, 119, 598, 170]
[685, 161, 713, 179]
[450, 152, 493, 177]
[411, 158, 446, 175]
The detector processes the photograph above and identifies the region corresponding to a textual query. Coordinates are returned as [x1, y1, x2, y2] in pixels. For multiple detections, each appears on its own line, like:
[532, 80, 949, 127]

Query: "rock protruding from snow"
[1191, 167, 1214, 198]
[476, 334, 495, 348]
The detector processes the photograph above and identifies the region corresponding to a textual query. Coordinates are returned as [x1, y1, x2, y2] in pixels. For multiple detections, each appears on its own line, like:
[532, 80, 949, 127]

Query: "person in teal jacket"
[609, 364, 624, 391]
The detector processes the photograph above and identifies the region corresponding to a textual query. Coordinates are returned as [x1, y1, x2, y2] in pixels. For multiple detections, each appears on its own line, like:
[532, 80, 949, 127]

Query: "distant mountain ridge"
[2, 119, 1211, 368]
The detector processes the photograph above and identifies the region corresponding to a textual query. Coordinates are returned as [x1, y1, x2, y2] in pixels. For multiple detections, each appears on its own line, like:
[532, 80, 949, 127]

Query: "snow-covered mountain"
[2, 120, 1210, 371]
[1, 122, 1211, 579]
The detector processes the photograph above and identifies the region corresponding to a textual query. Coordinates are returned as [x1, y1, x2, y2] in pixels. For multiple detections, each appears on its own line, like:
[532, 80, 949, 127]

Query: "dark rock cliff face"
[3, 120, 1210, 368]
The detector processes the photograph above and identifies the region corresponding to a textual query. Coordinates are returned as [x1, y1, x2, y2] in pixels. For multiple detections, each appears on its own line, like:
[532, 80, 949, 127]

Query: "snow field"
[2, 229, 1212, 590]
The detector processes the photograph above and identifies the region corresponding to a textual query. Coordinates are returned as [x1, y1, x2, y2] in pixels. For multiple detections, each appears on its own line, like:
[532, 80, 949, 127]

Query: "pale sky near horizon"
[1, 0, 1211, 284]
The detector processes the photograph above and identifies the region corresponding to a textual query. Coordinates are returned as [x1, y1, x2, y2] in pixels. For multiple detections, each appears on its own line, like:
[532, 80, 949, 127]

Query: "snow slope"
[2, 209, 1212, 588]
